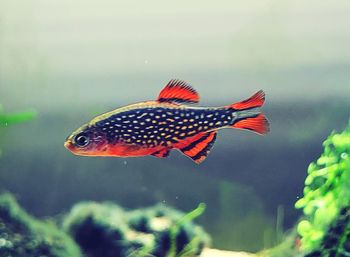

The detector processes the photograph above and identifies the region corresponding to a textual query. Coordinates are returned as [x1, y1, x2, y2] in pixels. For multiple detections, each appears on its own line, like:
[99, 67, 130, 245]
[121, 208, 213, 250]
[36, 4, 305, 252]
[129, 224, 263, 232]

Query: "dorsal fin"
[178, 131, 217, 164]
[157, 79, 200, 104]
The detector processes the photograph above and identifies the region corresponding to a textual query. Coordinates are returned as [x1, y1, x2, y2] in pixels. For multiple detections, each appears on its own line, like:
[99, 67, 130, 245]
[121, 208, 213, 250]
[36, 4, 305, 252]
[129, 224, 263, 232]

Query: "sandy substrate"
[201, 248, 255, 257]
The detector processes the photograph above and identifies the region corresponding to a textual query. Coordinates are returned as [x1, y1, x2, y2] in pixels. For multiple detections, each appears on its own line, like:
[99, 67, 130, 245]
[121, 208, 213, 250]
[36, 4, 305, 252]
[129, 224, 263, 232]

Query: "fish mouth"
[64, 140, 74, 151]
[64, 140, 89, 156]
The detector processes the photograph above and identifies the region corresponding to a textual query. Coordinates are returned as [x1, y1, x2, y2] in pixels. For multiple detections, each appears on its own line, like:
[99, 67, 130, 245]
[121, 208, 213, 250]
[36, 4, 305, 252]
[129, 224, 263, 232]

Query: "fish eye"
[74, 133, 90, 147]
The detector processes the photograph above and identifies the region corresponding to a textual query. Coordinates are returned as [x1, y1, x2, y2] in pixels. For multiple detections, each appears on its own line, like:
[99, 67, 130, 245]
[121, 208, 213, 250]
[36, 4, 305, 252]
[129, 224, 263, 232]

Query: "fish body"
[65, 80, 269, 163]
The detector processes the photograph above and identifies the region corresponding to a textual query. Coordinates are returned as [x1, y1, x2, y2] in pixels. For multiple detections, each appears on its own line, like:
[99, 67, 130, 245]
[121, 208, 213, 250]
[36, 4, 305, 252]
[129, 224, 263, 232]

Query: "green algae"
[0, 191, 209, 257]
[0, 105, 37, 127]
[257, 229, 300, 257]
[63, 201, 210, 257]
[0, 193, 82, 257]
[167, 203, 207, 257]
[295, 120, 350, 254]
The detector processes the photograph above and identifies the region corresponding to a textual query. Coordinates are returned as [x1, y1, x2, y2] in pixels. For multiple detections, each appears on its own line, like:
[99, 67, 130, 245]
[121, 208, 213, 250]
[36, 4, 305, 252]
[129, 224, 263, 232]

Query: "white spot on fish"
[138, 113, 148, 119]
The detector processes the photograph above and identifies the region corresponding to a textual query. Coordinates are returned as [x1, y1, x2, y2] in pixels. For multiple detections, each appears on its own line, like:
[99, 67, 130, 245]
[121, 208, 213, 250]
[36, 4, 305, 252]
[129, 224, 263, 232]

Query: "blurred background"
[1, 0, 350, 252]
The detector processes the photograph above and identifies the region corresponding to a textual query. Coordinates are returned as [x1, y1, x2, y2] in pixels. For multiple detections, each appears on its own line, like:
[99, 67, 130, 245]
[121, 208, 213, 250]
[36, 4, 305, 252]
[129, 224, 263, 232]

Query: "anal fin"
[151, 148, 171, 158]
[178, 131, 217, 164]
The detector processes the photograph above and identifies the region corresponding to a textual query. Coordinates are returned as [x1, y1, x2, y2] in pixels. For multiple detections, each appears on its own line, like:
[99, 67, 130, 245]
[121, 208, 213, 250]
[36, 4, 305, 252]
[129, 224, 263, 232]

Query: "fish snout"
[64, 140, 74, 151]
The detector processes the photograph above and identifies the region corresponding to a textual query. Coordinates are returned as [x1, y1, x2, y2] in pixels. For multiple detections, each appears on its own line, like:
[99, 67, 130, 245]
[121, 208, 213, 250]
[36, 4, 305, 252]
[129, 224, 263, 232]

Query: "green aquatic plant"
[0, 105, 37, 127]
[257, 229, 300, 257]
[0, 193, 82, 257]
[167, 203, 206, 257]
[63, 201, 210, 257]
[295, 120, 350, 253]
[303, 206, 350, 257]
[0, 105, 37, 157]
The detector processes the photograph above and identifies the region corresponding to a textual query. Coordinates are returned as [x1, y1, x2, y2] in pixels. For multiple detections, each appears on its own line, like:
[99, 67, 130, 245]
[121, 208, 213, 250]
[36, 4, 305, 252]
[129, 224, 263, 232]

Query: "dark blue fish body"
[65, 80, 269, 164]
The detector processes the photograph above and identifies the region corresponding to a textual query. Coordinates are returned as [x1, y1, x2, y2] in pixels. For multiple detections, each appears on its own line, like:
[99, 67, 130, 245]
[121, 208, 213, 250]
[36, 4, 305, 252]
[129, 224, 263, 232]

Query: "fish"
[64, 79, 269, 164]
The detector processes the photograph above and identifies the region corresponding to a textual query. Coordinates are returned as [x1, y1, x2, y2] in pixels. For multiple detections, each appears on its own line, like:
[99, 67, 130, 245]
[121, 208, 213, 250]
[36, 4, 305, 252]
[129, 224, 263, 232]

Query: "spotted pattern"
[95, 107, 234, 147]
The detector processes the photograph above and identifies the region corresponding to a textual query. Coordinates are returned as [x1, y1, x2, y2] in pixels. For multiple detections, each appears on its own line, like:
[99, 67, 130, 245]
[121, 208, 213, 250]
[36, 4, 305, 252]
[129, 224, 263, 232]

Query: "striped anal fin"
[178, 131, 217, 164]
[151, 148, 171, 158]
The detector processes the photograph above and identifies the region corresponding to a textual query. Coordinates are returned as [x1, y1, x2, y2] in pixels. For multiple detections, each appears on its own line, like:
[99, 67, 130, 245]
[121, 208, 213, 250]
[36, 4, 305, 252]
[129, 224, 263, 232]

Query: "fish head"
[64, 124, 108, 156]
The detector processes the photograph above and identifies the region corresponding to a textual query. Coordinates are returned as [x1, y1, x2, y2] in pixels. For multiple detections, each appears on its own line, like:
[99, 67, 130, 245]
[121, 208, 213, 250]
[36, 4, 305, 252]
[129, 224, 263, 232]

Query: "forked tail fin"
[227, 90, 270, 135]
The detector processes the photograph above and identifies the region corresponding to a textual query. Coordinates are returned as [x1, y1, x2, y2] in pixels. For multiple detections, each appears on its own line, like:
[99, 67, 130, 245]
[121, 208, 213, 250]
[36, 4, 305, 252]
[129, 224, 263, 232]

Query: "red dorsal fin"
[151, 148, 171, 158]
[177, 131, 217, 164]
[157, 79, 200, 104]
[229, 90, 265, 110]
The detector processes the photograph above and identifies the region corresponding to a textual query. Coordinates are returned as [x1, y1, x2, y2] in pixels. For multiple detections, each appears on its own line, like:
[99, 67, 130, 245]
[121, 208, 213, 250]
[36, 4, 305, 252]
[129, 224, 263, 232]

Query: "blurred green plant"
[63, 201, 210, 257]
[0, 104, 37, 127]
[295, 119, 350, 253]
[0, 104, 37, 157]
[167, 203, 206, 257]
[257, 229, 300, 257]
[0, 193, 82, 257]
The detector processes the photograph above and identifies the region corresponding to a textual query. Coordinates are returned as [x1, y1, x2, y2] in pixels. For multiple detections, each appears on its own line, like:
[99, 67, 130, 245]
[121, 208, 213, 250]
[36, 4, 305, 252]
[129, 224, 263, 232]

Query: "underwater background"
[1, 0, 350, 254]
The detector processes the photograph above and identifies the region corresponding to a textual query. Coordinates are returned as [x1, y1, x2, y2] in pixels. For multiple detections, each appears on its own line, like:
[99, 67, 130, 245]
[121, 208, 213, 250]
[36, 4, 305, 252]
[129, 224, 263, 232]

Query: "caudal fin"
[228, 90, 269, 135]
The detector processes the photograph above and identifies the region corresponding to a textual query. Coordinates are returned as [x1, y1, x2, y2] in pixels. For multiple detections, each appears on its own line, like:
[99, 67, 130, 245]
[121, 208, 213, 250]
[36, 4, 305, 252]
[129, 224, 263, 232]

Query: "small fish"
[65, 80, 269, 164]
